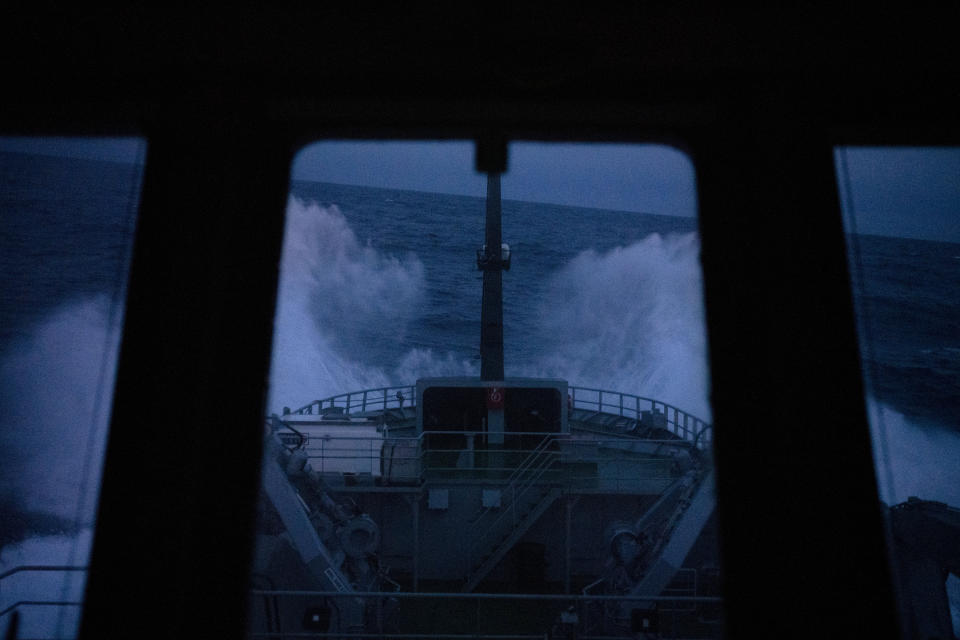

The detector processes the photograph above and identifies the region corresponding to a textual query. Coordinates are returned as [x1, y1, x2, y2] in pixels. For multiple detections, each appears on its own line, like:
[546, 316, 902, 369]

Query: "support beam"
[694, 113, 899, 637]
[480, 172, 505, 382]
[564, 495, 580, 594]
[405, 493, 422, 593]
[80, 116, 292, 638]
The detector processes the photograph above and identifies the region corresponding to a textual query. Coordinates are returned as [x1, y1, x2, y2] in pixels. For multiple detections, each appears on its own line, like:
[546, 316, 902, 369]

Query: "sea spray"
[526, 232, 710, 421]
[269, 199, 710, 421]
[866, 399, 960, 507]
[2, 185, 958, 636]
[268, 197, 429, 411]
[394, 348, 476, 380]
[864, 399, 960, 637]
[0, 297, 118, 525]
[0, 299, 118, 640]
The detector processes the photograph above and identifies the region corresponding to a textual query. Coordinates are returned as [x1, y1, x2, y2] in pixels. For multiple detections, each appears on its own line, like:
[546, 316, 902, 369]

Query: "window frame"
[5, 7, 958, 640]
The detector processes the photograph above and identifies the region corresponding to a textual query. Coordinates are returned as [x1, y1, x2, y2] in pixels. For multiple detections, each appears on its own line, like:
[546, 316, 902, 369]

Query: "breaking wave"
[527, 232, 710, 421]
[867, 400, 960, 638]
[3, 195, 960, 636]
[10, 201, 960, 526]
[0, 297, 118, 525]
[268, 199, 708, 419]
[867, 399, 960, 507]
[267, 197, 472, 411]
[0, 299, 117, 638]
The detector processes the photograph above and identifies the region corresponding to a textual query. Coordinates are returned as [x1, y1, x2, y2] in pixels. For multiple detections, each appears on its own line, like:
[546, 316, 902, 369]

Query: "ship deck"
[271, 384, 710, 495]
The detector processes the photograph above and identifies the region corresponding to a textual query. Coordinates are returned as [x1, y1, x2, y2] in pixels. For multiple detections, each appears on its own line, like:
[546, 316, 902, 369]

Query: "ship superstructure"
[251, 379, 718, 638]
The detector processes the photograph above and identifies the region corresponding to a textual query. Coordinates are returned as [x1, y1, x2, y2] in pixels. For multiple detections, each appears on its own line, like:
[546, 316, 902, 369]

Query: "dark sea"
[846, 233, 960, 428]
[1, 151, 958, 636]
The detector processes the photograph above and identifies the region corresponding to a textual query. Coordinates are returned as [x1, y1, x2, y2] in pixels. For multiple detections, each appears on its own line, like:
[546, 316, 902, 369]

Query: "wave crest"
[528, 232, 710, 420]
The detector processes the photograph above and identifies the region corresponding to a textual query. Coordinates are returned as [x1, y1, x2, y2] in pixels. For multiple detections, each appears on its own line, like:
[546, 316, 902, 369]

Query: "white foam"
[868, 400, 960, 637]
[4, 199, 960, 635]
[268, 201, 710, 420]
[867, 399, 960, 506]
[0, 297, 118, 524]
[0, 297, 121, 640]
[394, 348, 476, 380]
[267, 197, 428, 411]
[525, 232, 710, 421]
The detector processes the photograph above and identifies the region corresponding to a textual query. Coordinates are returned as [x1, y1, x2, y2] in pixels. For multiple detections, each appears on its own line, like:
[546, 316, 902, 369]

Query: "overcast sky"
[292, 141, 960, 242]
[0, 136, 146, 165]
[836, 147, 960, 242]
[293, 141, 700, 218]
[2, 137, 957, 242]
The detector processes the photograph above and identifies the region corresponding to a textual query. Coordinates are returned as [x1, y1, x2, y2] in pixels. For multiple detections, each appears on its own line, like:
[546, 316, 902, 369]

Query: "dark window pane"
[0, 137, 144, 639]
[836, 146, 960, 639]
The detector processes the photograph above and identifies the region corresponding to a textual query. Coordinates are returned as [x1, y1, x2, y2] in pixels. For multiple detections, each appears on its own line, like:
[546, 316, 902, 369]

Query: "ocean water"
[0, 151, 140, 639]
[1, 151, 958, 636]
[270, 181, 707, 419]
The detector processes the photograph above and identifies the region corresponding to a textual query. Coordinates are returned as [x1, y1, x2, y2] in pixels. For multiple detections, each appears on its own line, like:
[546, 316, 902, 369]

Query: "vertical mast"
[479, 171, 505, 381]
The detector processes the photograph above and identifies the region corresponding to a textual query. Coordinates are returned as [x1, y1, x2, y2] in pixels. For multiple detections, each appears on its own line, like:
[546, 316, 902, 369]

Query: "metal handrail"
[249, 589, 722, 603]
[249, 589, 723, 640]
[569, 386, 711, 446]
[268, 414, 306, 450]
[1, 599, 83, 619]
[0, 565, 88, 582]
[285, 384, 710, 446]
[269, 426, 692, 489]
[247, 589, 722, 640]
[0, 565, 88, 619]
[292, 385, 417, 417]
[467, 435, 557, 529]
[466, 437, 562, 576]
[503, 434, 558, 487]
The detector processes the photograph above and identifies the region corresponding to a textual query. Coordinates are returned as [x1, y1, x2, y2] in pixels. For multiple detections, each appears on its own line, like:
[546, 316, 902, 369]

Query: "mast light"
[476, 243, 511, 271]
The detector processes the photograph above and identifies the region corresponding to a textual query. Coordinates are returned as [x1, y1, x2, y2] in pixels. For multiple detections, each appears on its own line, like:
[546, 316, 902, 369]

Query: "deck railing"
[465, 434, 561, 581]
[248, 589, 722, 640]
[569, 386, 711, 446]
[268, 424, 694, 490]
[286, 385, 711, 448]
[0, 565, 87, 636]
[270, 384, 712, 481]
[291, 385, 416, 417]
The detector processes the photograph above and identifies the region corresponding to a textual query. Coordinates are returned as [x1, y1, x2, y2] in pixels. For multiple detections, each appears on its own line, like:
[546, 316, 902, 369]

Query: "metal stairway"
[462, 437, 562, 592]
